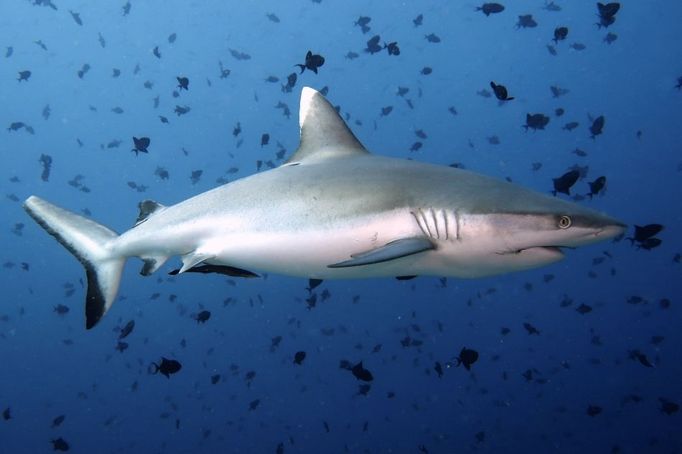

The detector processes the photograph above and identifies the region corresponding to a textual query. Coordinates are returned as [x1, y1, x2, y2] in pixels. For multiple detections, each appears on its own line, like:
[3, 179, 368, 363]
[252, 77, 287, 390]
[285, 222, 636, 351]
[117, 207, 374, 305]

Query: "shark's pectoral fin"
[178, 251, 214, 274]
[169, 264, 259, 278]
[140, 255, 170, 276]
[328, 237, 433, 268]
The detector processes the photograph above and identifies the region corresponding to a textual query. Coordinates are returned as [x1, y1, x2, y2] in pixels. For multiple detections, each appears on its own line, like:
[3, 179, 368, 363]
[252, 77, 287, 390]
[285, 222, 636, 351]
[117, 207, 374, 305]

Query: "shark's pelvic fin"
[328, 237, 434, 268]
[134, 199, 166, 226]
[178, 251, 214, 274]
[23, 196, 124, 329]
[286, 87, 369, 164]
[168, 264, 259, 278]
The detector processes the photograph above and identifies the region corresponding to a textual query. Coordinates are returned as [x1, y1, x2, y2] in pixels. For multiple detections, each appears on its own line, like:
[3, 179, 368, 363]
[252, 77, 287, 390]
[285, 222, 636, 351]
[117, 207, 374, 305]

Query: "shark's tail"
[24, 196, 125, 329]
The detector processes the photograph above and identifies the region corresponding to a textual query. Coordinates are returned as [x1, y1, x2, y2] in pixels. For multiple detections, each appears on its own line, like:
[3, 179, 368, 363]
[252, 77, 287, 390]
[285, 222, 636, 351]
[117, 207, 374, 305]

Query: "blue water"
[2, 1, 681, 452]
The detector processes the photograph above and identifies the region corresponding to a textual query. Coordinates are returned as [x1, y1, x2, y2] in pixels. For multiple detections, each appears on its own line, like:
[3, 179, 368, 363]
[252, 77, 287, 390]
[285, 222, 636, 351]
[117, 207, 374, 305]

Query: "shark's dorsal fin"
[134, 200, 166, 226]
[285, 87, 369, 164]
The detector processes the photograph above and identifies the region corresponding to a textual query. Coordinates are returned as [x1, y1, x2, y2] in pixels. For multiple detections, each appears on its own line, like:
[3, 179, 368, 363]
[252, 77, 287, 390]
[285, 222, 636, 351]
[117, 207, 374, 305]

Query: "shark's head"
[439, 177, 627, 277]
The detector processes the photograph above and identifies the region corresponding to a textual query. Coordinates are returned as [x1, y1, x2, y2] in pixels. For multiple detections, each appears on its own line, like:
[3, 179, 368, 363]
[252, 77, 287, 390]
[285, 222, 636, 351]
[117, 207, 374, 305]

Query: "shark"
[24, 87, 626, 329]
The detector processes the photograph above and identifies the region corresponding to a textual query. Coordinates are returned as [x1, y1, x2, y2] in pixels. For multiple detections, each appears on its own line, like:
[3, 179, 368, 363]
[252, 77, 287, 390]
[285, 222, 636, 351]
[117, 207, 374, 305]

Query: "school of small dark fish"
[1, 1, 680, 453]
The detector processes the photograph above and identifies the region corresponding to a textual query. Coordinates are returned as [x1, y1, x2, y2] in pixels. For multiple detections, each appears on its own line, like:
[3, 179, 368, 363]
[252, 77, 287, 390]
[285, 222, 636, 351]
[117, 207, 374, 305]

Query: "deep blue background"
[1, 1, 681, 452]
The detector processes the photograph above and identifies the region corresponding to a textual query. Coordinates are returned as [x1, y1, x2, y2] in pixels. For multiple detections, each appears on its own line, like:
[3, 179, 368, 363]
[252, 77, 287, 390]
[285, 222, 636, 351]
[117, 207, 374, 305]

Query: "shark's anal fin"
[168, 264, 259, 278]
[328, 237, 433, 268]
[140, 255, 170, 276]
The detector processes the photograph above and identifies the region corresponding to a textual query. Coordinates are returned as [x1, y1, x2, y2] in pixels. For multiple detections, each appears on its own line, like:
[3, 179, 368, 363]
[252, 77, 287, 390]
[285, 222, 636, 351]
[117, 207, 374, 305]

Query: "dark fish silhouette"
[552, 170, 580, 196]
[296, 51, 325, 74]
[119, 320, 135, 339]
[589, 115, 605, 138]
[490, 81, 514, 101]
[17, 70, 31, 82]
[2, 407, 10, 420]
[54, 304, 69, 315]
[586, 405, 602, 416]
[603, 32, 618, 44]
[523, 322, 541, 335]
[150, 357, 182, 378]
[629, 349, 654, 368]
[69, 10, 82, 25]
[293, 351, 306, 365]
[476, 3, 505, 16]
[597, 2, 620, 28]
[39, 154, 52, 182]
[229, 49, 251, 60]
[365, 35, 382, 54]
[425, 33, 441, 43]
[384, 41, 400, 56]
[524, 113, 550, 131]
[176, 76, 189, 90]
[193, 310, 211, 323]
[282, 72, 297, 93]
[351, 361, 374, 382]
[627, 224, 663, 245]
[586, 176, 606, 199]
[563, 121, 579, 131]
[553, 26, 568, 43]
[131, 137, 150, 155]
[516, 14, 537, 28]
[434, 361, 444, 377]
[454, 347, 479, 370]
[659, 398, 679, 415]
[51, 414, 66, 428]
[413, 14, 423, 27]
[51, 437, 70, 451]
[550, 85, 570, 97]
[354, 16, 371, 34]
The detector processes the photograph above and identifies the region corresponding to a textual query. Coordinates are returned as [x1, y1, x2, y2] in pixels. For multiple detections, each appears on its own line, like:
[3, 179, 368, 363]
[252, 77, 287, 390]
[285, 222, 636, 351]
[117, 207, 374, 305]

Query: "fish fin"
[140, 255, 170, 276]
[178, 251, 214, 274]
[169, 264, 259, 278]
[24, 196, 125, 329]
[285, 87, 369, 164]
[328, 237, 433, 268]
[134, 199, 166, 226]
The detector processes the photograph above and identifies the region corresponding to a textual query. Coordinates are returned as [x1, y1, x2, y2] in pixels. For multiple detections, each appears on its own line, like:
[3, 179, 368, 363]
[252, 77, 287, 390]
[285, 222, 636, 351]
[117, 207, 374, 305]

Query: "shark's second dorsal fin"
[285, 87, 369, 164]
[134, 200, 166, 226]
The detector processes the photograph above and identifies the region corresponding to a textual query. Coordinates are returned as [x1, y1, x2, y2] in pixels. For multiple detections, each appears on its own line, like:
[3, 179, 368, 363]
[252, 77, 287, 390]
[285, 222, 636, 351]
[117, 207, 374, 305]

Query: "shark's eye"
[558, 215, 572, 229]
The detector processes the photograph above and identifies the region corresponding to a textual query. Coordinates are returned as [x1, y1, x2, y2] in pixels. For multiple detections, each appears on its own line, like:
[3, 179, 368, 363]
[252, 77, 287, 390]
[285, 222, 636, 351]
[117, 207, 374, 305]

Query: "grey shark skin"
[24, 87, 626, 328]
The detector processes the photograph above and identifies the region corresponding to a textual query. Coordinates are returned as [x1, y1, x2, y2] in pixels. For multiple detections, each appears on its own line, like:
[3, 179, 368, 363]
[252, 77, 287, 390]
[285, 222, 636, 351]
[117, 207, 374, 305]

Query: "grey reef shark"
[24, 87, 625, 329]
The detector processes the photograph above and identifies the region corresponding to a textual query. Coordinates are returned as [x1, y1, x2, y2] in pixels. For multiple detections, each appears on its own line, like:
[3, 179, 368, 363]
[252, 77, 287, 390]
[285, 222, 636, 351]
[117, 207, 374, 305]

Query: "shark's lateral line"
[24, 87, 626, 329]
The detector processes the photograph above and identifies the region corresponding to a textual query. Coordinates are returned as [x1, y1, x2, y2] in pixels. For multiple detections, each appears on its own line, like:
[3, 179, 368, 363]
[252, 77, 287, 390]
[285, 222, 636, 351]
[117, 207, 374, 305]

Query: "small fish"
[131, 137, 150, 155]
[153, 46, 161, 59]
[384, 41, 400, 56]
[193, 310, 211, 323]
[354, 16, 371, 34]
[476, 3, 505, 16]
[296, 51, 325, 74]
[597, 2, 620, 28]
[51, 414, 66, 428]
[168, 33, 177, 43]
[586, 405, 602, 416]
[351, 361, 374, 382]
[563, 122, 579, 131]
[150, 357, 182, 378]
[570, 42, 586, 51]
[17, 70, 31, 82]
[229, 49, 251, 60]
[553, 26, 568, 43]
[589, 115, 605, 138]
[2, 407, 10, 420]
[54, 304, 69, 315]
[51, 437, 70, 451]
[659, 398, 679, 415]
[490, 81, 514, 101]
[586, 176, 606, 199]
[627, 224, 663, 245]
[261, 133, 270, 146]
[453, 347, 479, 370]
[434, 361, 443, 378]
[344, 51, 359, 60]
[552, 170, 580, 196]
[365, 35, 382, 54]
[523, 322, 541, 335]
[516, 14, 537, 29]
[119, 320, 135, 339]
[69, 10, 83, 26]
[523, 113, 550, 131]
[550, 85, 570, 98]
[176, 76, 189, 90]
[425, 33, 441, 43]
[174, 105, 190, 115]
[115, 341, 128, 352]
[266, 13, 280, 23]
[293, 351, 306, 365]
[421, 67, 432, 75]
[413, 14, 423, 27]
[603, 32, 618, 44]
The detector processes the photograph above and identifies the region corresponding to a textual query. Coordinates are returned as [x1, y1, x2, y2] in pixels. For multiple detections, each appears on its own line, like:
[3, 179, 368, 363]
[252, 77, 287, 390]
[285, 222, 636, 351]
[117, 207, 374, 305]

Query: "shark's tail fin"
[24, 196, 125, 329]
